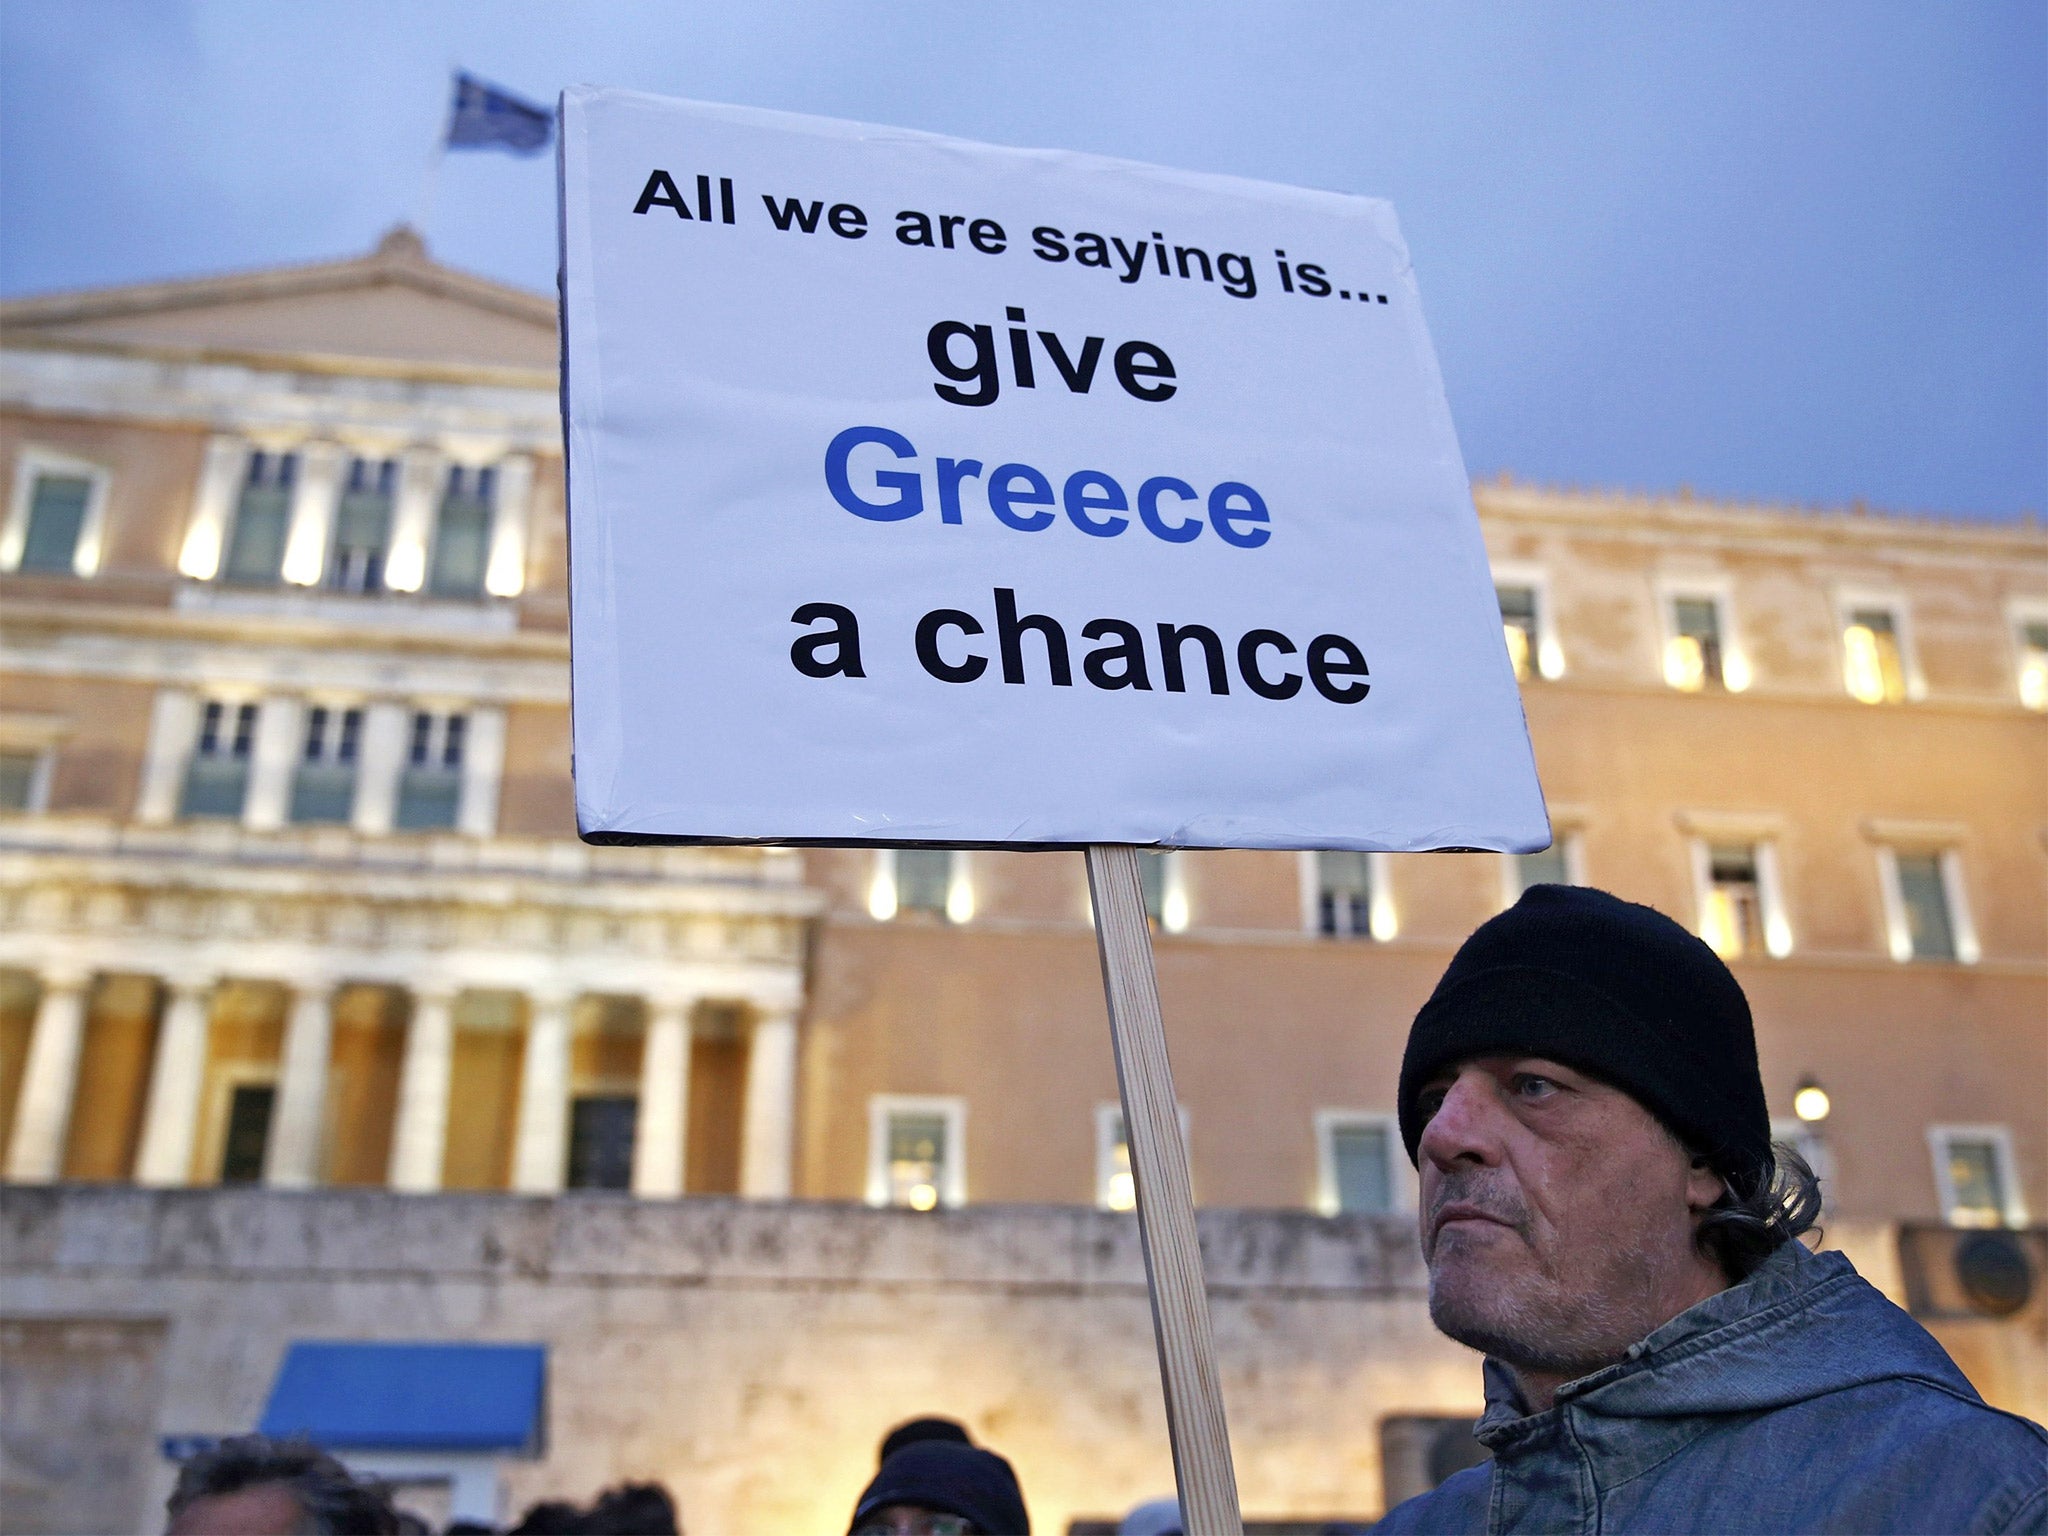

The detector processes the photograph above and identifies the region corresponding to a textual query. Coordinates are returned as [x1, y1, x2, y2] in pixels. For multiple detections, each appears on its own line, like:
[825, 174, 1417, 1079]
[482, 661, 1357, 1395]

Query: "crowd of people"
[161, 888, 2046, 1534]
[161, 1416, 1165, 1535]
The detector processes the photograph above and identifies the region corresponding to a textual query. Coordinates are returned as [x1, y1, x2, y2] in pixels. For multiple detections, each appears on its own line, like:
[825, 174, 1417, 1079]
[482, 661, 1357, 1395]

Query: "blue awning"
[259, 1341, 546, 1455]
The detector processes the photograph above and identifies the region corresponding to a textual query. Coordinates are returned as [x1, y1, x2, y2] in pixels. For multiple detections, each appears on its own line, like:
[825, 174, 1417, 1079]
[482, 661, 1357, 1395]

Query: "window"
[221, 450, 297, 585]
[428, 465, 495, 598]
[1877, 847, 1977, 963]
[289, 706, 361, 825]
[395, 711, 465, 830]
[1316, 1112, 1405, 1216]
[1842, 604, 1909, 704]
[2015, 616, 2048, 712]
[867, 1096, 966, 1209]
[0, 748, 51, 812]
[3, 451, 110, 577]
[1128, 850, 1188, 932]
[566, 1095, 638, 1190]
[1095, 1104, 1192, 1211]
[1928, 1126, 2024, 1228]
[868, 849, 972, 922]
[1309, 850, 1391, 939]
[1505, 835, 1577, 904]
[1699, 844, 1764, 957]
[328, 457, 396, 593]
[180, 701, 257, 820]
[1664, 596, 1725, 691]
[1497, 584, 1539, 682]
[219, 1083, 275, 1183]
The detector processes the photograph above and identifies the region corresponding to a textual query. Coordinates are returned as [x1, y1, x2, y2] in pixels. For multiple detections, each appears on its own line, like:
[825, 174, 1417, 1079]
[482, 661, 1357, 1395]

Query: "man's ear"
[1685, 1156, 1726, 1214]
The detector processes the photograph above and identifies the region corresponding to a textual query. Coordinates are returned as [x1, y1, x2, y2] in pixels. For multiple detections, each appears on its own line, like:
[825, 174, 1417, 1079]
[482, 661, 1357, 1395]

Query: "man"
[1376, 884, 2047, 1534]
[165, 1435, 399, 1535]
[848, 1435, 1030, 1535]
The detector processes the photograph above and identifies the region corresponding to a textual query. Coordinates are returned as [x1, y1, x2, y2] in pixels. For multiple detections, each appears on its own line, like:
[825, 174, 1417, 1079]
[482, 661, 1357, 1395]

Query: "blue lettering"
[1209, 482, 1271, 548]
[1137, 476, 1202, 543]
[1063, 470, 1129, 537]
[825, 425, 924, 521]
[987, 463, 1057, 532]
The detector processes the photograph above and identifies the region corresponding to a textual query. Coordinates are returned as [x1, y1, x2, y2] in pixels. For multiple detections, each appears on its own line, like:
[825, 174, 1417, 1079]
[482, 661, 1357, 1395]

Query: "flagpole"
[414, 86, 449, 242]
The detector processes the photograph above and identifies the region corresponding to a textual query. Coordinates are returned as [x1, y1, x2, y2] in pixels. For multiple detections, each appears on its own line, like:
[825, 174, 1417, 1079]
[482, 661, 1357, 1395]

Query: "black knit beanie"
[850, 1440, 1030, 1534]
[1397, 884, 1771, 1196]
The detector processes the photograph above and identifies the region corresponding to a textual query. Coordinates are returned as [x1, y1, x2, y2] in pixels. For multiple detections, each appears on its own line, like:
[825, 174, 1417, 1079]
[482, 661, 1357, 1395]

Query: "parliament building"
[2, 231, 2042, 1534]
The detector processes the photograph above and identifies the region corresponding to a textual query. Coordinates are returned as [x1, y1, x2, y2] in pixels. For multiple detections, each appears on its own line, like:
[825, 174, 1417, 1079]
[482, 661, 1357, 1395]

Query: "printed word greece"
[825, 426, 1271, 547]
[790, 590, 1370, 704]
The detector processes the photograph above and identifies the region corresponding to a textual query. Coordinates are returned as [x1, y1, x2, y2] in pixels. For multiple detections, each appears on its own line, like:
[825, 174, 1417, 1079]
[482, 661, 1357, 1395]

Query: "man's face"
[1416, 1055, 1726, 1383]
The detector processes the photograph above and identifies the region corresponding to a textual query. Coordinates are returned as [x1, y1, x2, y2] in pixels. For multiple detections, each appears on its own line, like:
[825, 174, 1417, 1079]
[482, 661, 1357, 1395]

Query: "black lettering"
[1006, 307, 1035, 389]
[968, 218, 1007, 254]
[827, 203, 868, 238]
[696, 175, 713, 222]
[939, 213, 967, 249]
[1032, 226, 1070, 262]
[1111, 236, 1150, 283]
[928, 321, 1000, 407]
[1158, 623, 1229, 695]
[1174, 245, 1212, 281]
[789, 602, 864, 678]
[633, 169, 691, 218]
[896, 210, 936, 247]
[1081, 619, 1153, 690]
[995, 588, 1072, 686]
[915, 609, 987, 683]
[1073, 231, 1111, 268]
[720, 177, 735, 223]
[1114, 341, 1177, 403]
[1038, 332, 1104, 393]
[1295, 262, 1331, 297]
[1238, 629, 1303, 699]
[1307, 634, 1371, 703]
[762, 195, 824, 233]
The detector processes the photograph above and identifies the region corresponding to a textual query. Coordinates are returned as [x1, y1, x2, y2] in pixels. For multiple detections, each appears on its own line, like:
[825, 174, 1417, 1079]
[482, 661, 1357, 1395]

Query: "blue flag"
[446, 72, 553, 155]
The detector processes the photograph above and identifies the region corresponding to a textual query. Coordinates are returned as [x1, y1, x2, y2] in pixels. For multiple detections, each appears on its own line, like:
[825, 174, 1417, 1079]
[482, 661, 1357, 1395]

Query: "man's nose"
[1418, 1072, 1504, 1168]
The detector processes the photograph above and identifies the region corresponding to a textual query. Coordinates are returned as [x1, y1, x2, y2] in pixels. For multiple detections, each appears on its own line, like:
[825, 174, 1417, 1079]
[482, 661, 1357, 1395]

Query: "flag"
[446, 72, 553, 155]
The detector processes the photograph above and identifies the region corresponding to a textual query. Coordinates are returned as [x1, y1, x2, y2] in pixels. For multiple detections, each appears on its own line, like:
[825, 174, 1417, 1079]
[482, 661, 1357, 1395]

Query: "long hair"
[1697, 1140, 1825, 1281]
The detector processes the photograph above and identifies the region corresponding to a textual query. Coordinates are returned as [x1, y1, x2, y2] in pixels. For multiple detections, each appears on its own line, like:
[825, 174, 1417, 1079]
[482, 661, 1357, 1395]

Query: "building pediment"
[0, 228, 556, 377]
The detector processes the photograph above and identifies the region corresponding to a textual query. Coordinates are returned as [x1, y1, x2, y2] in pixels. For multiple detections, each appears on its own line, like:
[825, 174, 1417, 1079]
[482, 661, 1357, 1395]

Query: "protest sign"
[561, 89, 1547, 1532]
[559, 89, 1545, 853]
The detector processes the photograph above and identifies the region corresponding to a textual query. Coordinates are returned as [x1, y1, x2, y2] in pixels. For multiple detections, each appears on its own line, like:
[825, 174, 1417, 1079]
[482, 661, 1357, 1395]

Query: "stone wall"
[0, 1186, 1481, 1534]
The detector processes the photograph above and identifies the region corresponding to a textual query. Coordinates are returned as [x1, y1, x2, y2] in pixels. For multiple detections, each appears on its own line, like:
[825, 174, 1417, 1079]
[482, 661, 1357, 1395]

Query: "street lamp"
[1793, 1076, 1831, 1124]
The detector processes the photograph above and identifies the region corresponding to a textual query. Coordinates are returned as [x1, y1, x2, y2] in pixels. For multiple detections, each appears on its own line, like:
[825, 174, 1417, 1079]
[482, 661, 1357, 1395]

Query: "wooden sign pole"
[1086, 844, 1244, 1535]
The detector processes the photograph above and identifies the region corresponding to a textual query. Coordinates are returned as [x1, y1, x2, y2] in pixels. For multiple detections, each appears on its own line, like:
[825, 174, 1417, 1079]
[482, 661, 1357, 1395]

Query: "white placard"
[560, 88, 1546, 851]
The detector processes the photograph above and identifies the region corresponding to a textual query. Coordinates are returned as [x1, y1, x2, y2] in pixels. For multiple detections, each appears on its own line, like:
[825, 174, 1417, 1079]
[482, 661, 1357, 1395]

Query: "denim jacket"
[1375, 1241, 2048, 1534]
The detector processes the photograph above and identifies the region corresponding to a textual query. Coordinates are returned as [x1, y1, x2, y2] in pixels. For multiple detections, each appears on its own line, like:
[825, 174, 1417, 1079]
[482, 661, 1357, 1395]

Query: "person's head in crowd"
[1398, 883, 1811, 1406]
[165, 1435, 400, 1536]
[1116, 1498, 1182, 1536]
[584, 1482, 680, 1535]
[877, 1417, 974, 1467]
[508, 1500, 587, 1535]
[849, 1437, 1030, 1536]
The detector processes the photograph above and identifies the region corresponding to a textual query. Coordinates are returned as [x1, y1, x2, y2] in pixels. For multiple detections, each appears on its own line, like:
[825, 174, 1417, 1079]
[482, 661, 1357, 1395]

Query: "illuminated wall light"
[867, 855, 898, 922]
[382, 538, 427, 593]
[1722, 651, 1753, 693]
[177, 521, 224, 581]
[1105, 1169, 1136, 1212]
[944, 863, 975, 924]
[1537, 637, 1567, 681]
[1842, 625, 1887, 704]
[2019, 655, 2048, 712]
[1160, 881, 1191, 935]
[1368, 883, 1399, 943]
[1663, 635, 1706, 692]
[1792, 1078, 1831, 1124]
[906, 1182, 939, 1211]
[1502, 624, 1531, 680]
[1699, 890, 1740, 959]
[1764, 910, 1794, 959]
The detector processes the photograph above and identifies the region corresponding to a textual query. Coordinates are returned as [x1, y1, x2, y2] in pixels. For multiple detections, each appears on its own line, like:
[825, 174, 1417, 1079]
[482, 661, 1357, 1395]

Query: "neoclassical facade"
[3, 236, 2045, 1517]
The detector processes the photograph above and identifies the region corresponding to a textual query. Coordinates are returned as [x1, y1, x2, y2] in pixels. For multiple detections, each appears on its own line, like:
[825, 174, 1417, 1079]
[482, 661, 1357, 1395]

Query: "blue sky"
[2, 2, 2041, 518]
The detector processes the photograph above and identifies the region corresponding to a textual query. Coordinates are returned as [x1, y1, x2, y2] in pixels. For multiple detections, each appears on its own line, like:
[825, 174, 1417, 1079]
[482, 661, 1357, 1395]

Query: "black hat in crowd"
[1397, 884, 1772, 1195]
[878, 1416, 974, 1466]
[850, 1440, 1030, 1535]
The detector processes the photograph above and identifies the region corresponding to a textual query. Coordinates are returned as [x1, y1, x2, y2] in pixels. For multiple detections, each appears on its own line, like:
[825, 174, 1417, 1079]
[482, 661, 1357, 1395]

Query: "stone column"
[176, 434, 250, 581]
[455, 705, 505, 837]
[3, 970, 93, 1183]
[631, 996, 694, 1199]
[241, 695, 303, 832]
[351, 701, 410, 835]
[133, 978, 215, 1186]
[510, 991, 574, 1193]
[135, 690, 202, 826]
[279, 440, 345, 587]
[387, 989, 457, 1192]
[264, 982, 335, 1188]
[739, 1005, 799, 1200]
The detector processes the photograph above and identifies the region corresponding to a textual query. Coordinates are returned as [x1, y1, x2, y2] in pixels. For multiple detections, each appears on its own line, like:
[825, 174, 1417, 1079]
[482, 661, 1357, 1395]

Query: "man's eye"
[1512, 1074, 1558, 1099]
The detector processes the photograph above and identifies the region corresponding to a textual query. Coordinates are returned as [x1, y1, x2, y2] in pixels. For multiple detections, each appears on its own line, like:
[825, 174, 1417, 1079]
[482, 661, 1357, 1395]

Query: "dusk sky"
[3, 2, 2040, 518]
